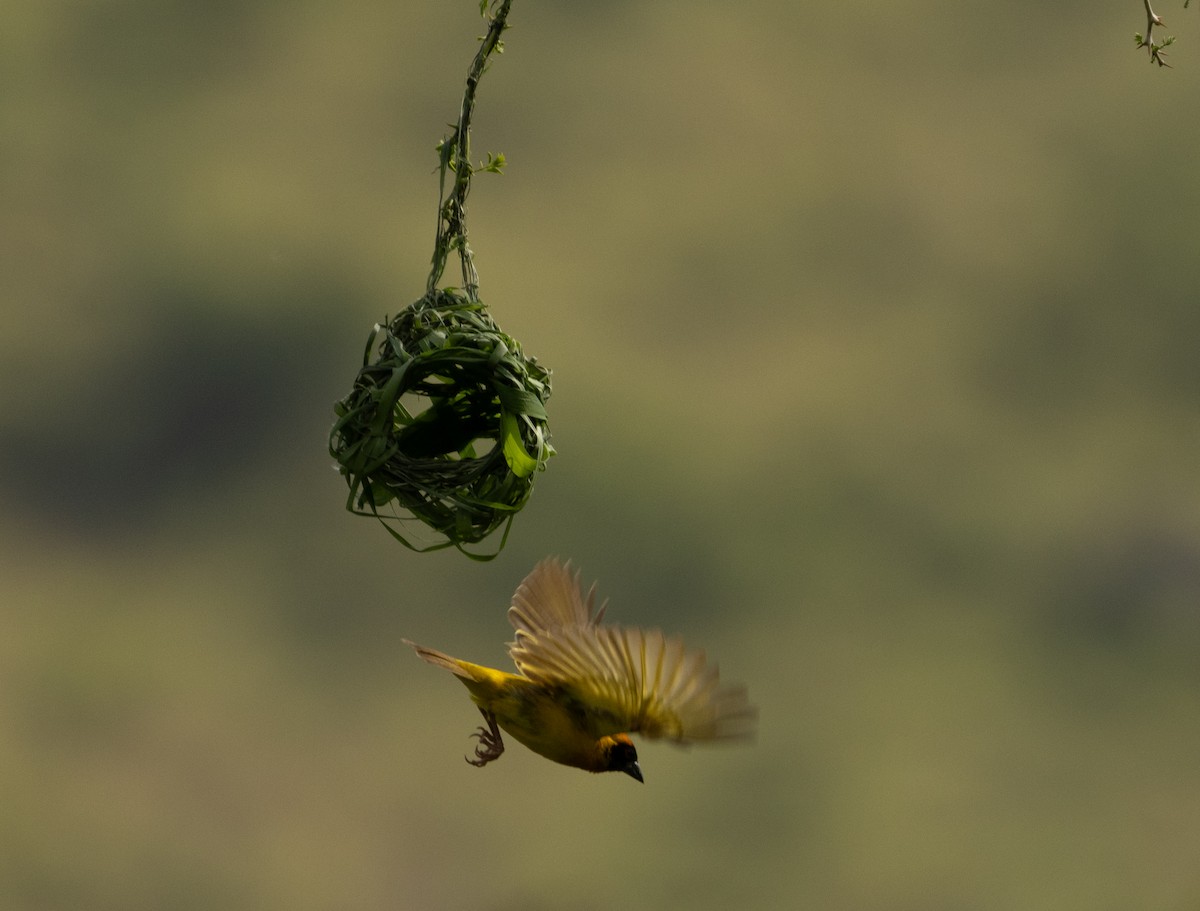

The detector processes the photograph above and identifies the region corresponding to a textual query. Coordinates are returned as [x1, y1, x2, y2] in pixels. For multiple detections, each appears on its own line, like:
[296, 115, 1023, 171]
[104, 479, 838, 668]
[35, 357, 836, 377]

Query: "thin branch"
[427, 0, 514, 300]
[1137, 0, 1175, 66]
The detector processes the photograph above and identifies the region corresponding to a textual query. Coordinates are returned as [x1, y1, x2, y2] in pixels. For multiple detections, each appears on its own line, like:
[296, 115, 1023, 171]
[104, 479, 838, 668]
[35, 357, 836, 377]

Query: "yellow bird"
[404, 557, 756, 782]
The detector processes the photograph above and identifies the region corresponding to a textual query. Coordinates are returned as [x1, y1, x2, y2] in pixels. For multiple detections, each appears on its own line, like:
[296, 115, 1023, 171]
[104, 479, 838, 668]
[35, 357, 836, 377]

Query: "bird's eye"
[611, 740, 637, 764]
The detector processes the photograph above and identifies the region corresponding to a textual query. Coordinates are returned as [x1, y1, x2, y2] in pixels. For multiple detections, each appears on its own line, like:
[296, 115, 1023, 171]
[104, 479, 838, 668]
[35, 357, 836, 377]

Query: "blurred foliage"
[3, 1, 1200, 910]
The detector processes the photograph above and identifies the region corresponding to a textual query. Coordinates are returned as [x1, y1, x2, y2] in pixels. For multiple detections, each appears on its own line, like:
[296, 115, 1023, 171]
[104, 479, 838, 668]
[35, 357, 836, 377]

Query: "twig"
[1137, 0, 1176, 66]
[427, 0, 513, 300]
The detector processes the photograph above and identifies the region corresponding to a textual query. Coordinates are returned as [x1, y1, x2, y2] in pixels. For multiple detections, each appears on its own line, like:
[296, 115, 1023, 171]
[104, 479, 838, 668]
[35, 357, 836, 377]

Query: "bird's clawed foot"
[465, 708, 504, 767]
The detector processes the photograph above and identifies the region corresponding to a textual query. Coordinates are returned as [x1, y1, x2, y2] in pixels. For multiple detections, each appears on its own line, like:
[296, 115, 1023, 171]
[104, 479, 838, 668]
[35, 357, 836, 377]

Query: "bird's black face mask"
[608, 738, 643, 782]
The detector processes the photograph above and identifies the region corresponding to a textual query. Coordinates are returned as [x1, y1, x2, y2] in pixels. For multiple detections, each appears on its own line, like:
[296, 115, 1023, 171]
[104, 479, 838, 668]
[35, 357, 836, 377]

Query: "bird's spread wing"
[508, 562, 756, 743]
[511, 624, 755, 742]
[507, 557, 606, 638]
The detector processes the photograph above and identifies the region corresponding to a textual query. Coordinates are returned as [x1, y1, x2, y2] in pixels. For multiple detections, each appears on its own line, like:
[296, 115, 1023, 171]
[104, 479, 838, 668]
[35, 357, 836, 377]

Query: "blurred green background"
[4, 1, 1200, 908]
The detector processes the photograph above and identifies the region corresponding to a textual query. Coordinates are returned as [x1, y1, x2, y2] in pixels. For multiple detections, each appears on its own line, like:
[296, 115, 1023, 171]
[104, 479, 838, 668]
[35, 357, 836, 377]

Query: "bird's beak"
[623, 760, 644, 783]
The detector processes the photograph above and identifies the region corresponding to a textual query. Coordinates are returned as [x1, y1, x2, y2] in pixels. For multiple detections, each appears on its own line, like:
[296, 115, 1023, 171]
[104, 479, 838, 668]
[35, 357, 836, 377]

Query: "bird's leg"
[465, 707, 504, 767]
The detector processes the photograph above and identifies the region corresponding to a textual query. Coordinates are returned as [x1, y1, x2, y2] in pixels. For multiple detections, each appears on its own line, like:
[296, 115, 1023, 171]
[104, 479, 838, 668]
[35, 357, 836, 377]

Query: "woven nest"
[330, 288, 552, 554]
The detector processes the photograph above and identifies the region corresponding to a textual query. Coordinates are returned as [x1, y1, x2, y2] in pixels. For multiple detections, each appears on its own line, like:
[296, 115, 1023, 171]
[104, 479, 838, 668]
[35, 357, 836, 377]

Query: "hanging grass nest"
[330, 0, 550, 557]
[330, 287, 553, 555]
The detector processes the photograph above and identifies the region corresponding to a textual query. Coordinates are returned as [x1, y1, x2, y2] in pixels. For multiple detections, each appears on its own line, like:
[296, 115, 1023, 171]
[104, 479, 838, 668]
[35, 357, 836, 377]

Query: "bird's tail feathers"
[402, 639, 470, 677]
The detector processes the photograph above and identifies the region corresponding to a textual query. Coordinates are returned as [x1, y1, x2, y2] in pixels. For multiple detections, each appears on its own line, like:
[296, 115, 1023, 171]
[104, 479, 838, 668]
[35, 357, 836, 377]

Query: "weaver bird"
[404, 557, 756, 782]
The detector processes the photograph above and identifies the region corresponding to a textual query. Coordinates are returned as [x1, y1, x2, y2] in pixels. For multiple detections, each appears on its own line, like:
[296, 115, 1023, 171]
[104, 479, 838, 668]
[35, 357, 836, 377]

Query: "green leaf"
[479, 151, 506, 174]
[501, 412, 539, 478]
[495, 384, 548, 419]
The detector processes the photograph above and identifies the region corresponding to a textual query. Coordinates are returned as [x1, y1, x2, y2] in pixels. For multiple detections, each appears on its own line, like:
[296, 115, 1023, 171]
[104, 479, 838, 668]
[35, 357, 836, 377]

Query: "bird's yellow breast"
[455, 670, 608, 771]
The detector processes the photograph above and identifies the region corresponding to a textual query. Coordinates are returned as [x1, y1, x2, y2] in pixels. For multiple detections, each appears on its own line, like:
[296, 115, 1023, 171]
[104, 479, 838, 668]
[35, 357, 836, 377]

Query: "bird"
[403, 557, 756, 782]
